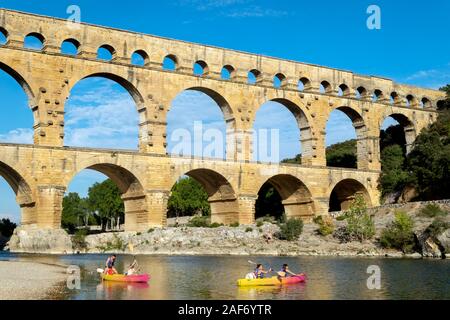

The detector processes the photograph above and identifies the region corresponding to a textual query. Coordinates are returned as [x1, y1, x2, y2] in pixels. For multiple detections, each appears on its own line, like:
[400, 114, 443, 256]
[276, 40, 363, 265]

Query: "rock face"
[6, 227, 72, 254]
[4, 202, 449, 258]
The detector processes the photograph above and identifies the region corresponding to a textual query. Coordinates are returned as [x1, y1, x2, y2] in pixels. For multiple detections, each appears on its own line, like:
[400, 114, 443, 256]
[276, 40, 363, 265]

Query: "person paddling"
[277, 264, 296, 278]
[254, 264, 272, 279]
[104, 254, 118, 275]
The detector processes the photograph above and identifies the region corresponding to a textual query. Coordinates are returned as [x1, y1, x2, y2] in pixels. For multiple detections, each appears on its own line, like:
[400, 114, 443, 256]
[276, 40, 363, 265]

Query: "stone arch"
[338, 84, 350, 97]
[65, 72, 146, 150]
[320, 80, 333, 94]
[221, 65, 235, 80]
[61, 38, 80, 55]
[24, 32, 45, 50]
[168, 85, 236, 135]
[162, 54, 178, 70]
[180, 168, 239, 224]
[0, 27, 9, 44]
[256, 174, 315, 220]
[0, 160, 36, 225]
[0, 61, 36, 106]
[131, 49, 150, 66]
[65, 162, 147, 232]
[97, 44, 116, 60]
[193, 60, 209, 76]
[298, 77, 311, 91]
[248, 69, 262, 84]
[327, 106, 368, 169]
[253, 98, 314, 165]
[328, 178, 371, 212]
[380, 113, 416, 154]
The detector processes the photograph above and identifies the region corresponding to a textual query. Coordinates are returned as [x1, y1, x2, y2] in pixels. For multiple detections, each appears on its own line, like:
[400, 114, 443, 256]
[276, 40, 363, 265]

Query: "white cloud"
[403, 64, 450, 89]
[65, 80, 139, 150]
[0, 128, 33, 144]
[225, 6, 289, 18]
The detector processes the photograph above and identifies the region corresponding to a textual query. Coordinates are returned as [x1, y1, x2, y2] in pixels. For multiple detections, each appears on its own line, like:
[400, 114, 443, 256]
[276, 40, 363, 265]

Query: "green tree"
[336, 195, 375, 242]
[167, 177, 210, 217]
[326, 139, 357, 168]
[405, 89, 450, 200]
[380, 211, 416, 253]
[88, 179, 124, 231]
[379, 145, 410, 196]
[62, 192, 91, 233]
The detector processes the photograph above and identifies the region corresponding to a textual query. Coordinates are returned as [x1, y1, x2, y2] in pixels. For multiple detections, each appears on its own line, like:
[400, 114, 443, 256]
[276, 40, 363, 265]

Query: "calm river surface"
[1, 253, 449, 300]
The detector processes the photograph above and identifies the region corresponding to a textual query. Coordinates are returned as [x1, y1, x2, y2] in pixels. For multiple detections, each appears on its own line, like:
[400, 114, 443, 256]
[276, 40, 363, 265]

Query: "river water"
[1, 253, 449, 300]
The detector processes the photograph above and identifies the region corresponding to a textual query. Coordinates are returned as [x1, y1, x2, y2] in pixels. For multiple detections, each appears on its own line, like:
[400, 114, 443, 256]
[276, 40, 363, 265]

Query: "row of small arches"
[0, 29, 434, 109]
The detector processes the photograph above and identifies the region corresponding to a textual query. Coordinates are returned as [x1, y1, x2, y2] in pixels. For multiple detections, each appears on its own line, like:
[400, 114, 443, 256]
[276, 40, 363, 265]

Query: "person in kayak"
[254, 264, 272, 279]
[104, 255, 118, 275]
[125, 259, 139, 276]
[277, 264, 296, 278]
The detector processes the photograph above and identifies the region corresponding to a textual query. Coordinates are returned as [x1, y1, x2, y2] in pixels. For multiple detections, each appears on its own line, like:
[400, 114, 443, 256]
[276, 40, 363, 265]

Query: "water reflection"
[0, 253, 448, 300]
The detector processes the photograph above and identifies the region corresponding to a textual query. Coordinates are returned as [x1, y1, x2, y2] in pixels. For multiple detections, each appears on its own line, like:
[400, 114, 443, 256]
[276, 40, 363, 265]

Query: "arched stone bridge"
[0, 9, 445, 231]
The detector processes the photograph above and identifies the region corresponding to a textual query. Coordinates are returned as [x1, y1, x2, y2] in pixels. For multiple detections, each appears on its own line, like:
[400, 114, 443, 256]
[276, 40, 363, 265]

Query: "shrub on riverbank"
[187, 216, 210, 227]
[419, 204, 448, 218]
[277, 218, 303, 241]
[72, 229, 88, 251]
[96, 233, 126, 252]
[313, 215, 335, 236]
[380, 211, 416, 253]
[334, 195, 375, 242]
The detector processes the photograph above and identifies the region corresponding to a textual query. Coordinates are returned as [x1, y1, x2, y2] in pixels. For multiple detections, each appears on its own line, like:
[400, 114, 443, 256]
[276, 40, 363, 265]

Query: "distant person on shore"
[277, 264, 296, 278]
[253, 264, 272, 279]
[104, 255, 118, 275]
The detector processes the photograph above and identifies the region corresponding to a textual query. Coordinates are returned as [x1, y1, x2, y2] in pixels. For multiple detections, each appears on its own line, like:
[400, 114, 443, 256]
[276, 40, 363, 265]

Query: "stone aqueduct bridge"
[0, 9, 446, 231]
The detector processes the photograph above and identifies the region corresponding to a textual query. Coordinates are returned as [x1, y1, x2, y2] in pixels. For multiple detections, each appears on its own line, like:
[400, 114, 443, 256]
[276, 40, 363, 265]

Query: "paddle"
[247, 260, 274, 274]
[96, 268, 104, 273]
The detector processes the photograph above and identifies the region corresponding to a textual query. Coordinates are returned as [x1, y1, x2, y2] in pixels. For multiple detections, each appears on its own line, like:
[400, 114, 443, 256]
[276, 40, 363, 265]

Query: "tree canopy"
[167, 177, 210, 217]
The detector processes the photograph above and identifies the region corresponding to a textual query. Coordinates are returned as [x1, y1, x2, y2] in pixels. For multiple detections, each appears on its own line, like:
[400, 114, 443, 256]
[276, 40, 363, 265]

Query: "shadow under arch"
[328, 178, 371, 212]
[256, 174, 315, 220]
[380, 113, 416, 154]
[182, 168, 239, 224]
[0, 160, 36, 225]
[66, 163, 147, 231]
[253, 98, 314, 165]
[327, 106, 368, 169]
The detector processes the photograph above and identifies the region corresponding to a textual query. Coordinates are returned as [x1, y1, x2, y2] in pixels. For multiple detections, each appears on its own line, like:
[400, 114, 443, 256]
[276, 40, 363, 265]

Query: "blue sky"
[0, 0, 449, 223]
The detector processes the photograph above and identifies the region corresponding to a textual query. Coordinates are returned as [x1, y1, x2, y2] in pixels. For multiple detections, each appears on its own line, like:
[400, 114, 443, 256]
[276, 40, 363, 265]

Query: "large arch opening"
[255, 174, 314, 221]
[65, 74, 141, 150]
[329, 179, 371, 212]
[0, 161, 35, 229]
[0, 62, 35, 144]
[168, 169, 238, 225]
[63, 164, 146, 233]
[254, 99, 312, 164]
[325, 107, 366, 169]
[167, 87, 233, 159]
[379, 114, 415, 199]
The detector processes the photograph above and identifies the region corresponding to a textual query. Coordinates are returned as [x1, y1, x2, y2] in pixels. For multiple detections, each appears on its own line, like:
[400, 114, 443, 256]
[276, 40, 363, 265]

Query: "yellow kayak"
[237, 274, 306, 287]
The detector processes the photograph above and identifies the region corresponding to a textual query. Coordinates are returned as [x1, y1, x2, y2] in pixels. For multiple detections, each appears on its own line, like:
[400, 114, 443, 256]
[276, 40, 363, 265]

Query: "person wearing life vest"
[104, 255, 118, 275]
[254, 264, 272, 279]
[277, 264, 296, 278]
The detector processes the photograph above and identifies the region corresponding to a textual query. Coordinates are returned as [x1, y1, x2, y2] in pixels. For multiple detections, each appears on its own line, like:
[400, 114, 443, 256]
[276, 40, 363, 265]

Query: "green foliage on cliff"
[325, 139, 357, 168]
[335, 195, 375, 242]
[0, 218, 16, 238]
[379, 144, 409, 196]
[380, 211, 416, 253]
[405, 107, 450, 200]
[277, 218, 304, 241]
[168, 177, 210, 218]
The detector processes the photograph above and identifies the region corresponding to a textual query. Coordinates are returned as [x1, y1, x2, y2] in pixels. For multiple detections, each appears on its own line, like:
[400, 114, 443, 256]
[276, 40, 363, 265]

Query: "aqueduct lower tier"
[0, 144, 381, 231]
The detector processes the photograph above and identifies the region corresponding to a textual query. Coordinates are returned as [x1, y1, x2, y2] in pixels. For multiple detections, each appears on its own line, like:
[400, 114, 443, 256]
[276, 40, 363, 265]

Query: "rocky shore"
[0, 261, 67, 299]
[5, 202, 450, 259]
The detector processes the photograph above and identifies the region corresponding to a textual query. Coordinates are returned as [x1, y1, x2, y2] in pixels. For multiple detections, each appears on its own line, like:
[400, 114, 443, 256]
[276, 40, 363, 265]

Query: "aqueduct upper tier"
[0, 9, 446, 231]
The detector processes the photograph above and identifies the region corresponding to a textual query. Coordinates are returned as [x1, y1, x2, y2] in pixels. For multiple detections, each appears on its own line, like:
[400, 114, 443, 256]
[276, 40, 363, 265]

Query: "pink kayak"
[101, 273, 150, 283]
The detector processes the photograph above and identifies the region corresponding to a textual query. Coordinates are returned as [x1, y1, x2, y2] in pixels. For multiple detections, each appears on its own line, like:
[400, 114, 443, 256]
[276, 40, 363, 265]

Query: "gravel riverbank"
[0, 261, 67, 300]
